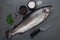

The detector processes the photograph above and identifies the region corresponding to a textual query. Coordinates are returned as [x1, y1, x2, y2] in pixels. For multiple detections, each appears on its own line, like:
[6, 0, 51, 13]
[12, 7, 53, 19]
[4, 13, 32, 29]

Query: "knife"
[31, 22, 53, 38]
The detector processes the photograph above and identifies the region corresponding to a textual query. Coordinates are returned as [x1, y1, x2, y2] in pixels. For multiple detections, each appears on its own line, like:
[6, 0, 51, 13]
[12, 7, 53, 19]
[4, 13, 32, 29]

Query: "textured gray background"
[0, 0, 60, 40]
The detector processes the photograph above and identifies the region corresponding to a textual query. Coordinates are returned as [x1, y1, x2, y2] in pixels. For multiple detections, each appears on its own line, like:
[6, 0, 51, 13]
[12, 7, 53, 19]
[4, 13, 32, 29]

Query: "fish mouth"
[40, 5, 52, 13]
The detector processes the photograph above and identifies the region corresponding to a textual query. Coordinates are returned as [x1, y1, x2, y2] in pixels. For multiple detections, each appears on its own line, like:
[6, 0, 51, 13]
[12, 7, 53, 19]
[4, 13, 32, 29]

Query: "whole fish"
[6, 5, 52, 38]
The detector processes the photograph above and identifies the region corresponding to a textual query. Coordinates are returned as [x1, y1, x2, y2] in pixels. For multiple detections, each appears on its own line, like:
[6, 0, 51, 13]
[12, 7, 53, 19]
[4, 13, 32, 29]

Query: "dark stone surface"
[0, 0, 60, 40]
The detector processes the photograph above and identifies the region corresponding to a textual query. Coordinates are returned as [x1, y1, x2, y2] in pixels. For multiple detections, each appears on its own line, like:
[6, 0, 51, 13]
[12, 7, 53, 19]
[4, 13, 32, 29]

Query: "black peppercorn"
[19, 6, 27, 15]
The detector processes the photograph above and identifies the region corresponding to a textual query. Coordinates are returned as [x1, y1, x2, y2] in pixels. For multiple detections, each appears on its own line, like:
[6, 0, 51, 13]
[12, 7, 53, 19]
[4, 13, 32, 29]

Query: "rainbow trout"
[6, 5, 52, 38]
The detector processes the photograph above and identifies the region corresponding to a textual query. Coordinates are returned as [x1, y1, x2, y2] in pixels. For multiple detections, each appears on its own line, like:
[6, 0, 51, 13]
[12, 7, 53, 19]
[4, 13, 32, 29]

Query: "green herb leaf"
[6, 13, 14, 25]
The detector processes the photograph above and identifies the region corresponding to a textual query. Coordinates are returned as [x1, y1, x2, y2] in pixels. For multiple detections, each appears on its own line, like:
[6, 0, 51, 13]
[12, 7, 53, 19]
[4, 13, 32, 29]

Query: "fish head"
[42, 5, 52, 13]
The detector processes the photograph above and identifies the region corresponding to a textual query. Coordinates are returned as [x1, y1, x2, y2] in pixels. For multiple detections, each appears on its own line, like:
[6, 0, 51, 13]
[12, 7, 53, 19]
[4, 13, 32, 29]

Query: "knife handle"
[31, 29, 41, 38]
